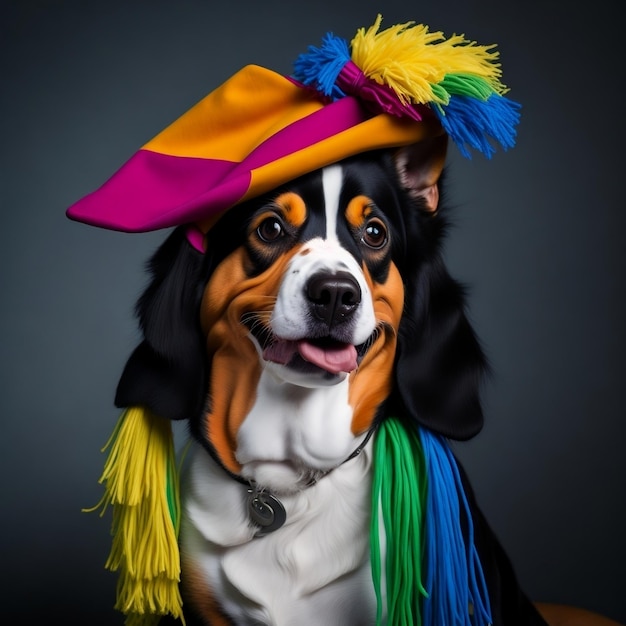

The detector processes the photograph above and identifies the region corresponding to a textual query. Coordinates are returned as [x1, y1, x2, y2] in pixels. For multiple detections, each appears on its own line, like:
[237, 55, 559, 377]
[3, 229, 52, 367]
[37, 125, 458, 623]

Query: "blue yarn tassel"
[419, 428, 492, 626]
[434, 94, 522, 159]
[293, 32, 351, 101]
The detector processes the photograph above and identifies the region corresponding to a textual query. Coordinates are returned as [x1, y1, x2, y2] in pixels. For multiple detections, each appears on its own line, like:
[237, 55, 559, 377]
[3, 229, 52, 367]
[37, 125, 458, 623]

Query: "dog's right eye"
[257, 216, 284, 243]
[362, 218, 388, 249]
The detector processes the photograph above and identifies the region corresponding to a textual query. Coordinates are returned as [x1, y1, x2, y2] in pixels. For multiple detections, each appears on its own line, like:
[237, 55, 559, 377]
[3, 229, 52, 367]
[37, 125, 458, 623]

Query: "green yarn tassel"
[370, 416, 429, 625]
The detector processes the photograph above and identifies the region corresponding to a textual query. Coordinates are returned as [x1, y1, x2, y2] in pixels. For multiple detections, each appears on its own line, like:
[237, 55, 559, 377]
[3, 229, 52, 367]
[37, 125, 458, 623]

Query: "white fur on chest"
[181, 439, 377, 626]
[235, 369, 360, 492]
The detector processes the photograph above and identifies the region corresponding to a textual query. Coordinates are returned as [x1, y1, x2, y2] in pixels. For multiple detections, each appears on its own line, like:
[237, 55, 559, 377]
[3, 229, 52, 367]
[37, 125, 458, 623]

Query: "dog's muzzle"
[247, 267, 374, 377]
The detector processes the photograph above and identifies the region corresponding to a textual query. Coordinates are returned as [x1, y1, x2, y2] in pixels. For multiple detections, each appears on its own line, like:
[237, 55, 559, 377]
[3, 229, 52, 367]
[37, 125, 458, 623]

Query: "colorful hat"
[66, 15, 520, 245]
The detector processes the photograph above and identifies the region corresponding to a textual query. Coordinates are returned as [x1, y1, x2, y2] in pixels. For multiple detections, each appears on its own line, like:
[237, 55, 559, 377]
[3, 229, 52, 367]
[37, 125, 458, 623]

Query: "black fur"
[115, 227, 208, 421]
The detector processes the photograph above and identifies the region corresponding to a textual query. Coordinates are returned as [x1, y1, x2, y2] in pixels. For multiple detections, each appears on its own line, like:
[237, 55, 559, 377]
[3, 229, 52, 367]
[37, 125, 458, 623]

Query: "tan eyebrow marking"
[345, 195, 375, 229]
[273, 192, 307, 228]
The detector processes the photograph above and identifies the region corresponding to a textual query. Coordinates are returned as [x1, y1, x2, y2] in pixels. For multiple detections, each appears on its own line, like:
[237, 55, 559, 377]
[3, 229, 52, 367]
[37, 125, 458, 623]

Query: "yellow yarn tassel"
[87, 406, 185, 626]
[350, 14, 507, 106]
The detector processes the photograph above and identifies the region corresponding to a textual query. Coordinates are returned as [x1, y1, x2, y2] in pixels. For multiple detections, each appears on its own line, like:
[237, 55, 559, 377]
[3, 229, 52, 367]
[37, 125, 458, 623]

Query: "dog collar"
[244, 426, 376, 537]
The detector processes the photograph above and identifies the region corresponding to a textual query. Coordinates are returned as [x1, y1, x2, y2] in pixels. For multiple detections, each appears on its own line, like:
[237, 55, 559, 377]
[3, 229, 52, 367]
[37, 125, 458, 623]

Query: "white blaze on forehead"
[267, 162, 376, 346]
[322, 164, 343, 243]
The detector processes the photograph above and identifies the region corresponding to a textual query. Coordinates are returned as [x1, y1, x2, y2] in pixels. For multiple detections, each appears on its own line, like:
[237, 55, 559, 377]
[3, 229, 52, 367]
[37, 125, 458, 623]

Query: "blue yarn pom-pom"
[293, 32, 351, 101]
[434, 94, 522, 159]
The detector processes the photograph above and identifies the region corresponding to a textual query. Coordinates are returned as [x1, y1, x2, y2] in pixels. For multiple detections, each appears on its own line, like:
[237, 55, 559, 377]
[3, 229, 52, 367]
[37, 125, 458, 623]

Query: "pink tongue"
[262, 339, 358, 374]
[297, 340, 357, 374]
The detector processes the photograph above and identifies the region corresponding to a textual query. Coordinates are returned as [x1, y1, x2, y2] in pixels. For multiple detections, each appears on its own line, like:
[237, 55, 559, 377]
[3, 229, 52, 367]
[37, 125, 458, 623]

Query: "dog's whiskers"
[241, 310, 277, 350]
[241, 310, 272, 327]
[353, 322, 388, 374]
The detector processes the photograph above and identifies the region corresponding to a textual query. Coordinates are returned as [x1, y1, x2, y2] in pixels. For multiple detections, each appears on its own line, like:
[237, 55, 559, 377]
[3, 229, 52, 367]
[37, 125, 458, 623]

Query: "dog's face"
[198, 159, 407, 487]
[115, 135, 487, 491]
[212, 163, 398, 386]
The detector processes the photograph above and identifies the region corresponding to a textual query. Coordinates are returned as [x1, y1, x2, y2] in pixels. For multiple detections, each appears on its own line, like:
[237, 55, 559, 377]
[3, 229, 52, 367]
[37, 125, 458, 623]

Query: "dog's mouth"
[262, 337, 359, 375]
[242, 312, 377, 376]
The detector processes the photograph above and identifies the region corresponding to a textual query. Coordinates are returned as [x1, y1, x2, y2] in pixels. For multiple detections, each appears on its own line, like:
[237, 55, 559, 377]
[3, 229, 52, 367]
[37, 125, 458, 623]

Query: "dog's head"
[114, 134, 488, 490]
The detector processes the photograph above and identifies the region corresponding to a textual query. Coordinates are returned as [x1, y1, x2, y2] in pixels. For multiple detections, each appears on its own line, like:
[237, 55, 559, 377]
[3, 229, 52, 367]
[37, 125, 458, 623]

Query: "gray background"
[2, 0, 624, 624]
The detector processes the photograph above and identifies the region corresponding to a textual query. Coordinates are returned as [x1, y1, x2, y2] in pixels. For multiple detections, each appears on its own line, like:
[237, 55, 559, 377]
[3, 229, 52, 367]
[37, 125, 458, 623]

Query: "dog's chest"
[180, 441, 377, 625]
[235, 370, 359, 481]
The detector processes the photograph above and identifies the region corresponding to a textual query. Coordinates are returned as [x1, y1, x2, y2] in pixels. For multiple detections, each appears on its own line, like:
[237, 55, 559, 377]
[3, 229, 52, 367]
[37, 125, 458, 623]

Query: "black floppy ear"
[393, 258, 488, 439]
[115, 227, 208, 421]
[391, 135, 489, 440]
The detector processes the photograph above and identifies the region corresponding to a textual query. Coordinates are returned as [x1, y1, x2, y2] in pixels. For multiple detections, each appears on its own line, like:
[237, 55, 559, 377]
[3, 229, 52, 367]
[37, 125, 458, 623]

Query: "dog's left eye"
[257, 216, 284, 243]
[362, 218, 388, 249]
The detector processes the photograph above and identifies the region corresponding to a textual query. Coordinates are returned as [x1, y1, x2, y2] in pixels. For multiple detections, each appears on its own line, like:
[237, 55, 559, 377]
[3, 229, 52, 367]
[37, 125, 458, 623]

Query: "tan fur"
[348, 261, 404, 434]
[183, 560, 235, 626]
[535, 603, 624, 626]
[199, 246, 307, 472]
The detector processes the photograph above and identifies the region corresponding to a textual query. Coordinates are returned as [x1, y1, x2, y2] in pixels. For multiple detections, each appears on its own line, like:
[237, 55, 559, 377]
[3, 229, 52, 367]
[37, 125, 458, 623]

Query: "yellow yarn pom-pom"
[350, 14, 507, 106]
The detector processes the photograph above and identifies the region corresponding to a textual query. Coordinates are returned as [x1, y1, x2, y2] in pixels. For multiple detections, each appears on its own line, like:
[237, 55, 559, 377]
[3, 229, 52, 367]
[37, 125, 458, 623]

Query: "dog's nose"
[306, 271, 361, 327]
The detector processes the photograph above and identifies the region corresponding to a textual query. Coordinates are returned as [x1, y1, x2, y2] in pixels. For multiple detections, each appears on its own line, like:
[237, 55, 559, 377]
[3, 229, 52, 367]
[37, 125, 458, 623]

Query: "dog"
[112, 134, 549, 625]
